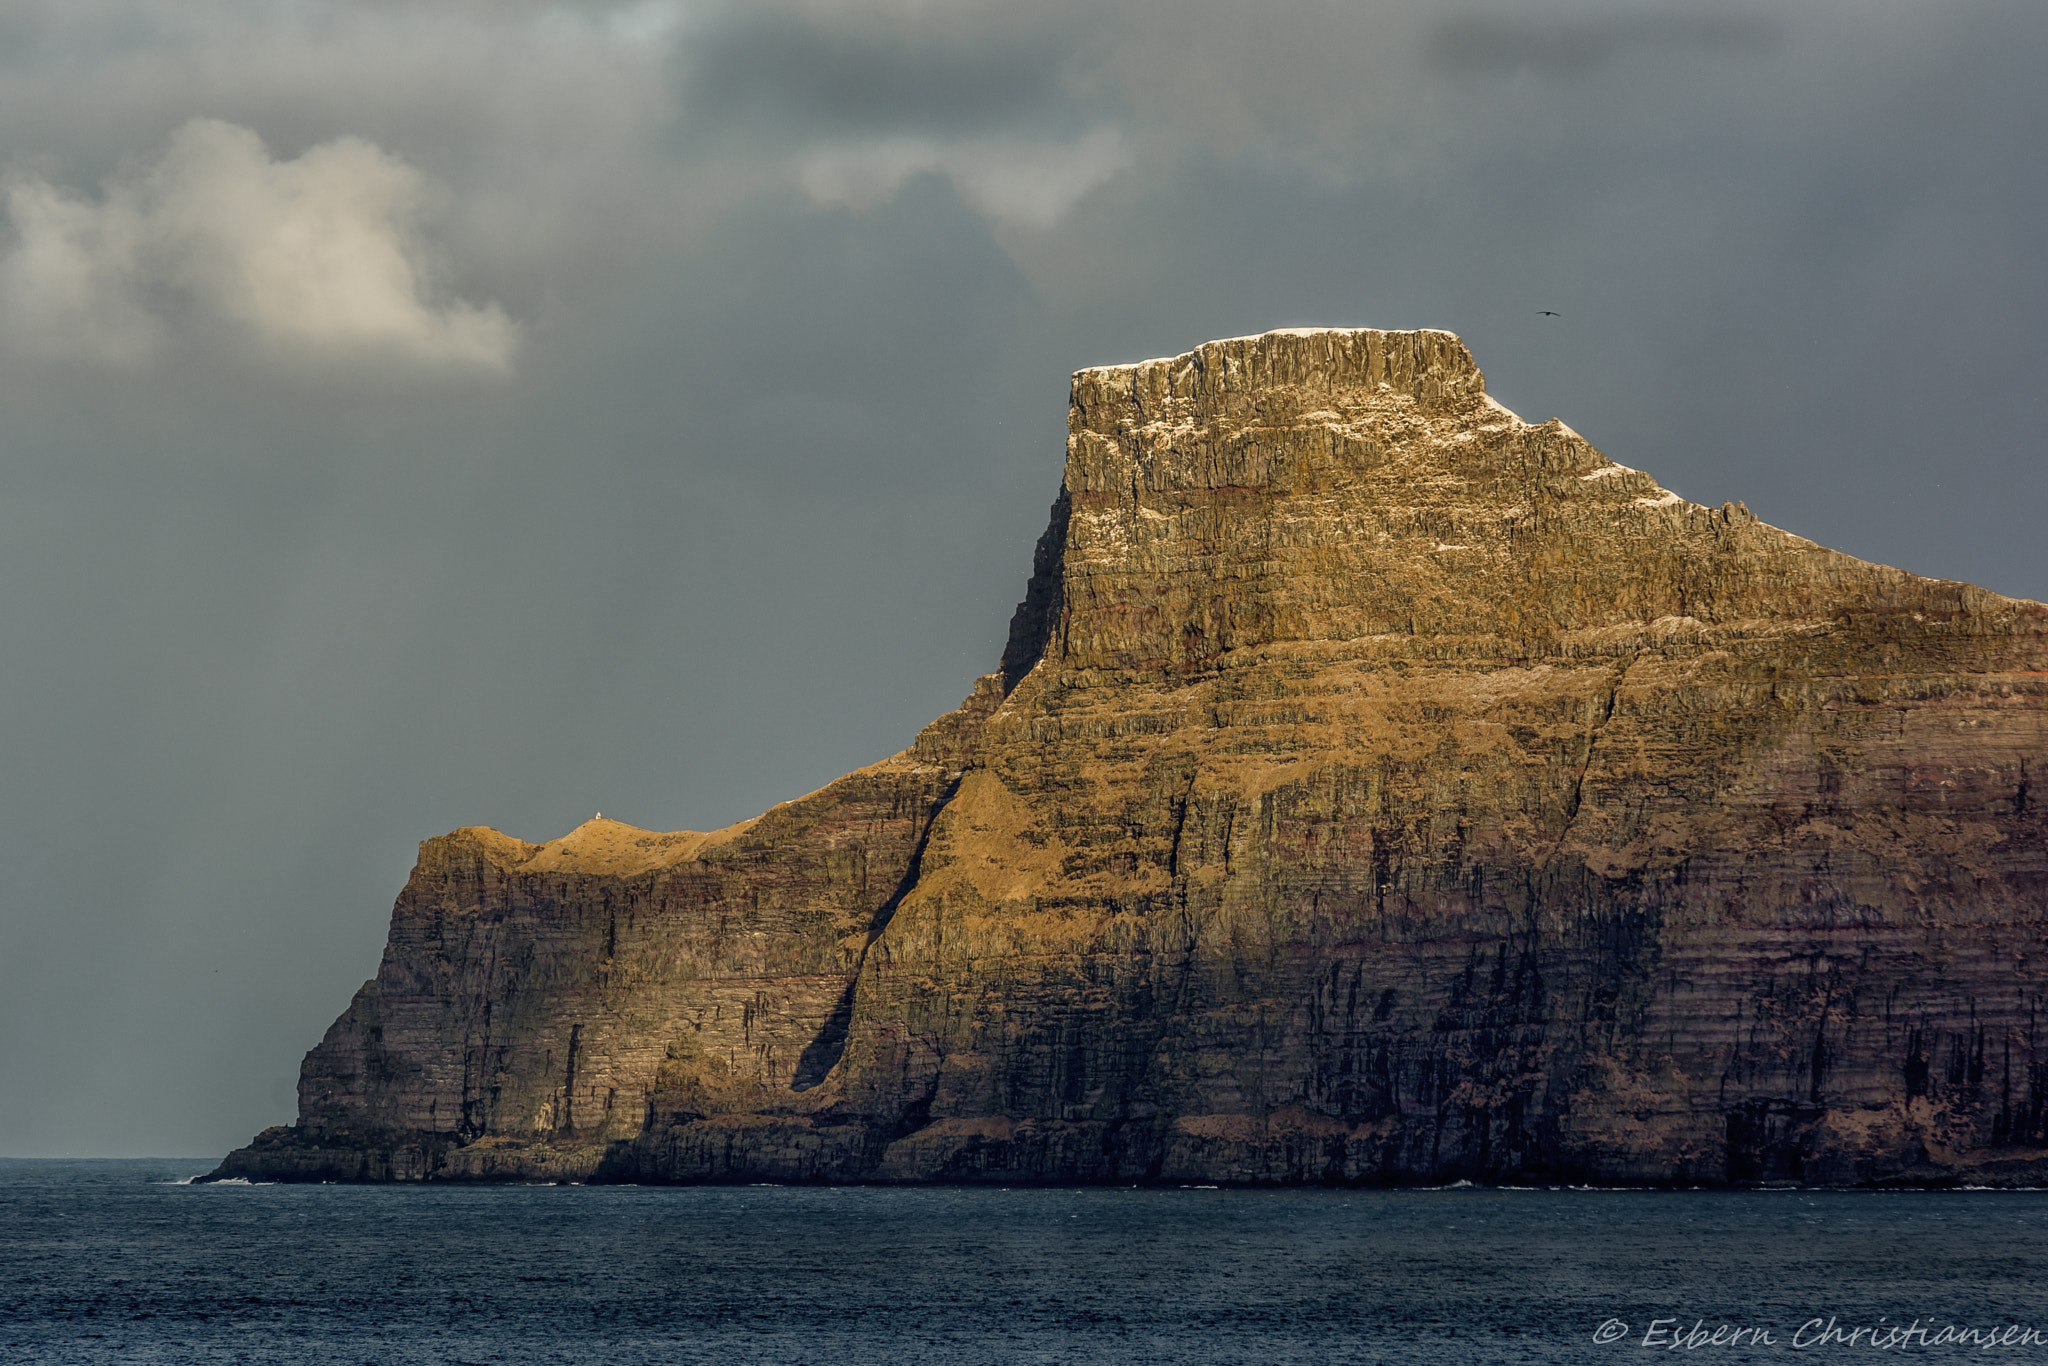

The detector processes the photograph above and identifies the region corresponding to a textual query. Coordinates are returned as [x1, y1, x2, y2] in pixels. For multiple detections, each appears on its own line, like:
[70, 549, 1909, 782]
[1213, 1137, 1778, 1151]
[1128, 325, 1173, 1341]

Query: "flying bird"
[1538, 311, 1561, 317]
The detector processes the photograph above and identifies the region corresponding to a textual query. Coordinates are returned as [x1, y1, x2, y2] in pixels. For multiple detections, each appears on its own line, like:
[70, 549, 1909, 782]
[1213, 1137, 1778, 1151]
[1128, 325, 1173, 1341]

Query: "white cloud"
[1, 168, 162, 364]
[1, 118, 516, 370]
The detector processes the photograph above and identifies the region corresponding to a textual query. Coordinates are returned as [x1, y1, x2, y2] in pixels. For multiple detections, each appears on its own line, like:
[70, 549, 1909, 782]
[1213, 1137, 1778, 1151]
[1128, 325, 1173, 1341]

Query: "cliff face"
[211, 328, 2048, 1187]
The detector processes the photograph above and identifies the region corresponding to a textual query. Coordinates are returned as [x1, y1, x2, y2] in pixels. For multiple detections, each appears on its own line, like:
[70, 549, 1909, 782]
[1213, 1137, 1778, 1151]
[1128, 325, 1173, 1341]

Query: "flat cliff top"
[423, 750, 958, 875]
[436, 815, 760, 877]
[1069, 326, 1484, 421]
[1074, 326, 1467, 379]
[1042, 327, 2041, 682]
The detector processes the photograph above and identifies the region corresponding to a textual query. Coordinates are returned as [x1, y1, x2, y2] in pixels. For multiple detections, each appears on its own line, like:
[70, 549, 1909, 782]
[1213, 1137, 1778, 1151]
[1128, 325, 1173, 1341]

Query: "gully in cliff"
[205, 327, 2048, 1188]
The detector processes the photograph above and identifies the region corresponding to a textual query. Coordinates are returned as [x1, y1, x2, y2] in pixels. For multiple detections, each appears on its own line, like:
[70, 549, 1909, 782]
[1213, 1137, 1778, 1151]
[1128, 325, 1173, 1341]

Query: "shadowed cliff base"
[208, 327, 2048, 1188]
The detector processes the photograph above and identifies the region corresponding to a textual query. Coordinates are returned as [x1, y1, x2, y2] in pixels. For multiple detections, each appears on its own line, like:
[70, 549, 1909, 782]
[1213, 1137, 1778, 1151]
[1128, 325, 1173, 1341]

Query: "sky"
[1, 0, 2043, 1158]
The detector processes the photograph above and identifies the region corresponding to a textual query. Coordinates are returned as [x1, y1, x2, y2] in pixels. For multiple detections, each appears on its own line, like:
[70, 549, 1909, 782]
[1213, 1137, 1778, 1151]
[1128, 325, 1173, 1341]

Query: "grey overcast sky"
[2, 0, 2043, 1157]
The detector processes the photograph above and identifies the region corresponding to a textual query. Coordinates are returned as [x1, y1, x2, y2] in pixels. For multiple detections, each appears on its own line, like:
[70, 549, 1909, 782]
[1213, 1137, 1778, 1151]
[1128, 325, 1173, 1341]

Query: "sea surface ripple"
[4, 1160, 2047, 1364]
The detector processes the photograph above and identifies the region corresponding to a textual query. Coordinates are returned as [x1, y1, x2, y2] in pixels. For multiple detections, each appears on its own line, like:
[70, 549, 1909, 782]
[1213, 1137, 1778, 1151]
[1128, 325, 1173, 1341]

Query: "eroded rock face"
[210, 328, 2048, 1187]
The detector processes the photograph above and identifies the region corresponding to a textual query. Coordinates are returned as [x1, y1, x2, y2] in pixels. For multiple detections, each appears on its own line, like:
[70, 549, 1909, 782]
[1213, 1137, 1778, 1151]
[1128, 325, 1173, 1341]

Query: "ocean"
[3, 1160, 2046, 1364]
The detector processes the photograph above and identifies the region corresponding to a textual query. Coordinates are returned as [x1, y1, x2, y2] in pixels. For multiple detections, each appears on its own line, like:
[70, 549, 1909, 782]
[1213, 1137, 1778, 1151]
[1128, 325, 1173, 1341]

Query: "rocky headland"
[209, 327, 2048, 1187]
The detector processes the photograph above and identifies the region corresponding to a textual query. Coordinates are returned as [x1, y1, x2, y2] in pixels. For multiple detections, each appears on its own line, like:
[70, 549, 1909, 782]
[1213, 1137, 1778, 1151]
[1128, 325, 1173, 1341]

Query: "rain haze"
[0, 0, 2043, 1157]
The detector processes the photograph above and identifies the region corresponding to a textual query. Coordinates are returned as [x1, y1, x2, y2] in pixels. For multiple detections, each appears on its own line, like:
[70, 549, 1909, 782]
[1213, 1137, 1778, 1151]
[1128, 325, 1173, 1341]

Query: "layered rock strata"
[211, 328, 2048, 1187]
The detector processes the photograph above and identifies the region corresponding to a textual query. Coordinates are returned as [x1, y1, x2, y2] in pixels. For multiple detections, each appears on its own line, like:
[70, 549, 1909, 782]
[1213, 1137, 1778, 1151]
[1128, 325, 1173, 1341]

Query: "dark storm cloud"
[679, 10, 1082, 137]
[1425, 9, 1785, 77]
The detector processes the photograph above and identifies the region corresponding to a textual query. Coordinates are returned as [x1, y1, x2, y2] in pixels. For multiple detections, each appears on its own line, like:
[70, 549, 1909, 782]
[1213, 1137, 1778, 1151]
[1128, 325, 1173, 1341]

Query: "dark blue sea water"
[4, 1161, 2048, 1364]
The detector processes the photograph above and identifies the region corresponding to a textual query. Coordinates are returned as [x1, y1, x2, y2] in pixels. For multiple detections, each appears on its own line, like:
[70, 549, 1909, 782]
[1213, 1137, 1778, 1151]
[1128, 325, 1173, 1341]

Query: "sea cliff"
[210, 328, 2048, 1186]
